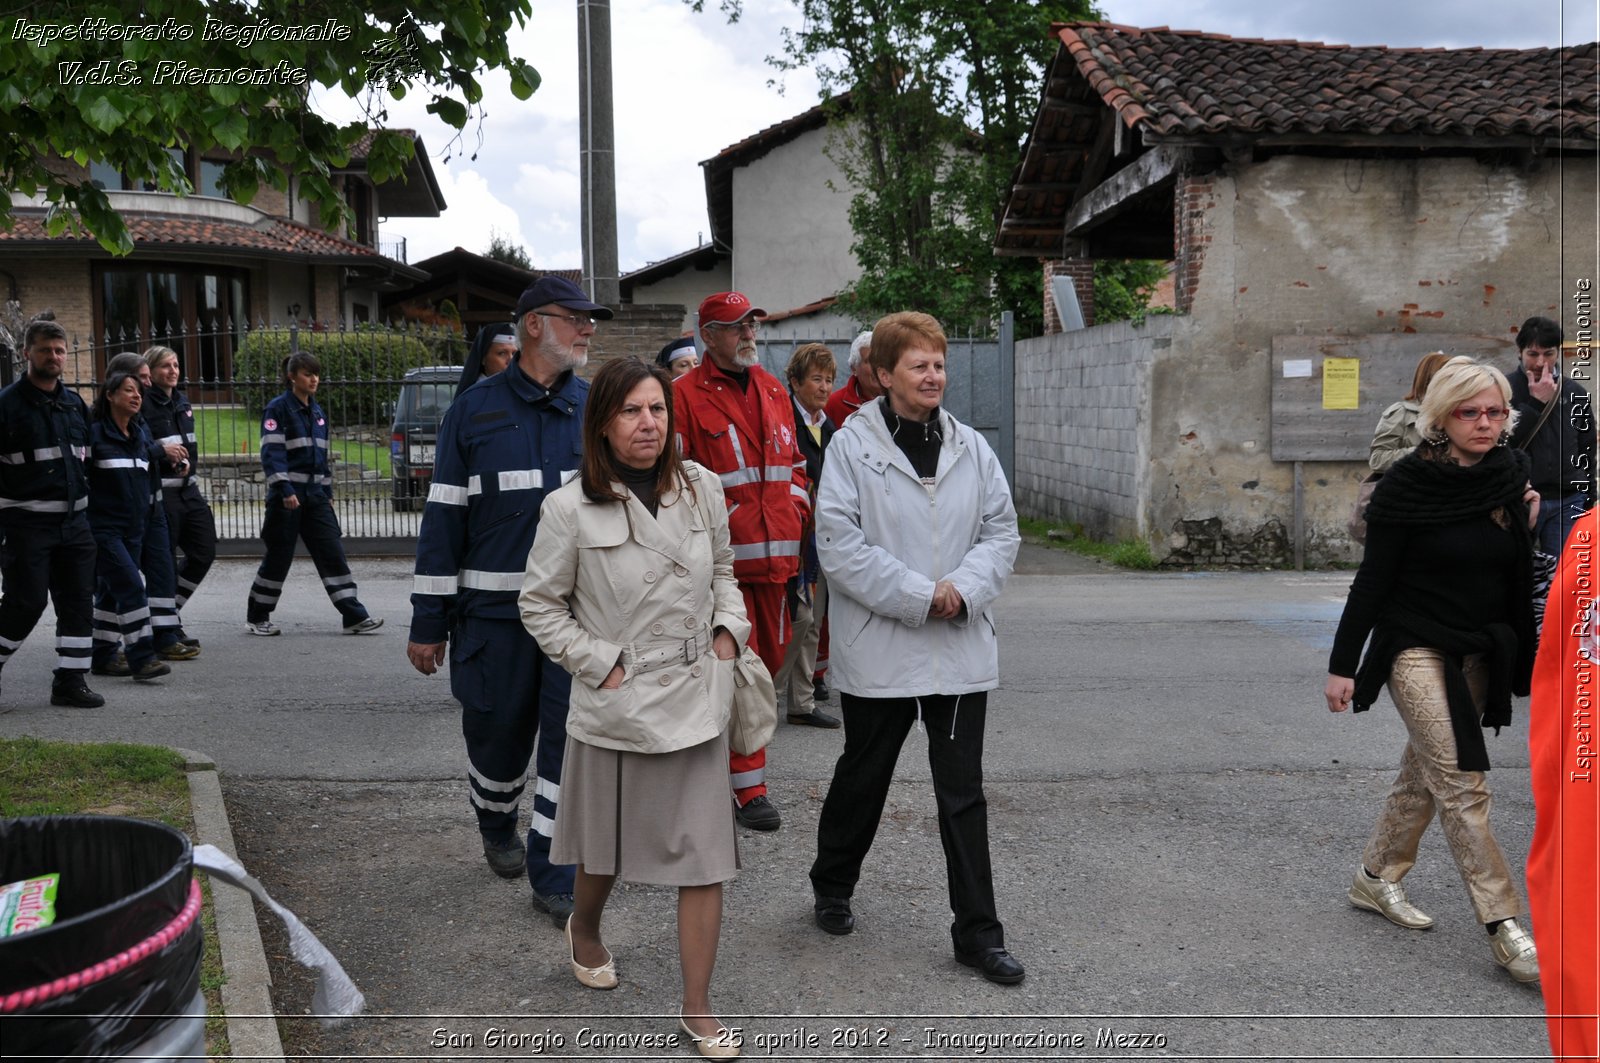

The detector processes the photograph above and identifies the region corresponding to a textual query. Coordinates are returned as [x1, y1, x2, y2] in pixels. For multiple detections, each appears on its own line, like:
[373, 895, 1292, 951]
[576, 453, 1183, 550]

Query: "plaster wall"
[628, 260, 732, 334]
[729, 125, 858, 316]
[1147, 153, 1594, 564]
[1014, 317, 1165, 539]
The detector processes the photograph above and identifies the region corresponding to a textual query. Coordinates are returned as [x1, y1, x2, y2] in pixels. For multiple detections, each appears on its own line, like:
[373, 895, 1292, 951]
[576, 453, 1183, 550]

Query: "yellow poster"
[1322, 358, 1360, 410]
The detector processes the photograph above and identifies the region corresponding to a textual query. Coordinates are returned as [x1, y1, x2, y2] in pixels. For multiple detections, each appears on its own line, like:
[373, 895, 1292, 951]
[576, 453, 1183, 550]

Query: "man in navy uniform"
[0, 313, 102, 707]
[407, 276, 609, 925]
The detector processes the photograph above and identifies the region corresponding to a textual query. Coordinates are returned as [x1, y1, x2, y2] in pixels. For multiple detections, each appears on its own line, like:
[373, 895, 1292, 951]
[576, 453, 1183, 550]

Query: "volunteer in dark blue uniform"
[245, 351, 383, 636]
[144, 344, 217, 643]
[407, 277, 608, 924]
[86, 367, 171, 682]
[0, 314, 102, 708]
[91, 351, 194, 673]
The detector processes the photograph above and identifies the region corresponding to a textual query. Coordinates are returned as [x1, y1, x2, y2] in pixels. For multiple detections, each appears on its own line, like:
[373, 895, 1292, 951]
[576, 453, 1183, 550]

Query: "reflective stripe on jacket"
[409, 365, 587, 644]
[143, 385, 198, 492]
[672, 361, 809, 584]
[260, 391, 332, 504]
[87, 417, 162, 537]
[0, 378, 92, 526]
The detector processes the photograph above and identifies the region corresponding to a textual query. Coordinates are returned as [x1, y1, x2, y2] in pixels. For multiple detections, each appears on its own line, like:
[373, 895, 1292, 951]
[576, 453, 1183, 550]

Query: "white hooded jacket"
[816, 398, 1019, 699]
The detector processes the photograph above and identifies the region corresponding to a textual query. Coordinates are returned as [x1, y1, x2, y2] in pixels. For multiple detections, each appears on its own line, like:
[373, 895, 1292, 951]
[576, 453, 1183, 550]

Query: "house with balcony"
[0, 130, 442, 394]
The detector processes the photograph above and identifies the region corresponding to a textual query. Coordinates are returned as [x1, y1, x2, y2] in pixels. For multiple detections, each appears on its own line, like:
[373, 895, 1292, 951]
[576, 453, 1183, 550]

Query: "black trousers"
[247, 497, 368, 626]
[0, 517, 96, 679]
[163, 486, 216, 610]
[810, 690, 1003, 952]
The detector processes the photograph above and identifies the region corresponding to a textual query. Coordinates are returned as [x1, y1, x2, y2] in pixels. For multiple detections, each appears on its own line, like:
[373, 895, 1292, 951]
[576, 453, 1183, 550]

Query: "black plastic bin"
[0, 816, 203, 1061]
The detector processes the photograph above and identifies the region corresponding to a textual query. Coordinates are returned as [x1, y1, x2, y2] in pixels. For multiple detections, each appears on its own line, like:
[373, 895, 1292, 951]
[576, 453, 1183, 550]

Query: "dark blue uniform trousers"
[92, 533, 156, 670]
[451, 614, 575, 897]
[140, 509, 181, 649]
[0, 517, 95, 679]
[248, 498, 369, 626]
[810, 691, 1005, 953]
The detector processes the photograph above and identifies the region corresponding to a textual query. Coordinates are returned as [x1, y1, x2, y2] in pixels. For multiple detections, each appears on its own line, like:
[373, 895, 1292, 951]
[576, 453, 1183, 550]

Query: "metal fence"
[46, 314, 1016, 552]
[59, 319, 466, 549]
[753, 315, 1013, 470]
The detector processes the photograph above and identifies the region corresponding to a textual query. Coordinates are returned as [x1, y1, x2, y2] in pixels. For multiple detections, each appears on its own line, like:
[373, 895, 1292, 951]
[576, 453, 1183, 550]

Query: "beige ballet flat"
[565, 918, 617, 990]
[679, 1013, 740, 1058]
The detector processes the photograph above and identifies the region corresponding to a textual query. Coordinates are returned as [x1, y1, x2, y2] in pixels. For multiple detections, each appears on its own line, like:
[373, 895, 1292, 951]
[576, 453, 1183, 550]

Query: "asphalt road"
[0, 545, 1551, 1061]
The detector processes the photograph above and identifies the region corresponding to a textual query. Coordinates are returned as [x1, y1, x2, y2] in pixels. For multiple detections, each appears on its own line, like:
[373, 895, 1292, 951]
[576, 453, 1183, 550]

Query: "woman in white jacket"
[807, 311, 1024, 985]
[520, 357, 749, 1058]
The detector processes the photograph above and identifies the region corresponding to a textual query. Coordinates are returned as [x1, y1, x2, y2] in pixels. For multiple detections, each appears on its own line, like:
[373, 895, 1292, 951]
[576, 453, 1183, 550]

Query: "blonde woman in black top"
[1325, 355, 1541, 984]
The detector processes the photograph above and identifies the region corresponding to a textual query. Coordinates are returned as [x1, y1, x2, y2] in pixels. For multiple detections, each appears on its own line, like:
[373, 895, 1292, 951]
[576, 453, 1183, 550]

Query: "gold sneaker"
[1490, 918, 1540, 983]
[1348, 868, 1435, 929]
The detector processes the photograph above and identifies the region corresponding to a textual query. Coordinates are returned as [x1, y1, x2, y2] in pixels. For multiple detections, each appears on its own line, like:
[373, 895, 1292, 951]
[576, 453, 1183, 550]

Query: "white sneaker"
[1490, 918, 1540, 983]
[246, 620, 280, 637]
[344, 616, 384, 635]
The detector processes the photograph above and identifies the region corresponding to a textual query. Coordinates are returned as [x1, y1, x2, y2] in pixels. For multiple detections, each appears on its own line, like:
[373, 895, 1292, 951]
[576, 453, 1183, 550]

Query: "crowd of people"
[400, 283, 1023, 1056]
[1326, 315, 1596, 1056]
[3, 296, 1592, 1057]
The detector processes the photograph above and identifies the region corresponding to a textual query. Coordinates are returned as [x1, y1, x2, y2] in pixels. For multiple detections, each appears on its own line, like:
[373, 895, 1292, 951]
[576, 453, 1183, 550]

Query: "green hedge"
[233, 325, 464, 423]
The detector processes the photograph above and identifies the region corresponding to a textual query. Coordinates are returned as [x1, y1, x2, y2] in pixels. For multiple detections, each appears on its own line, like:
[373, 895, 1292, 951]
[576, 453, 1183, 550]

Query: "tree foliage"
[1094, 259, 1171, 325]
[689, 0, 1096, 335]
[484, 228, 534, 270]
[1, 1, 541, 255]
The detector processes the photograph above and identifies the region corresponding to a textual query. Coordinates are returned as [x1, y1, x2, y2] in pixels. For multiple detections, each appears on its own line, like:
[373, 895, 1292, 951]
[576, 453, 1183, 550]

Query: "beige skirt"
[551, 731, 740, 886]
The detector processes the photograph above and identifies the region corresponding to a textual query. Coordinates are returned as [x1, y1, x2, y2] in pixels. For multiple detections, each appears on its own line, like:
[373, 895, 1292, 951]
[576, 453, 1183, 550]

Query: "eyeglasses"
[705, 319, 760, 335]
[534, 310, 598, 330]
[1452, 406, 1510, 422]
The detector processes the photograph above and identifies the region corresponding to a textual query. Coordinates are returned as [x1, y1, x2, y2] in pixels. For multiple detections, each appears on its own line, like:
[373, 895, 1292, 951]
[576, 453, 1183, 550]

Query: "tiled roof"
[761, 295, 838, 323]
[1058, 23, 1597, 140]
[994, 23, 1599, 257]
[0, 210, 425, 278]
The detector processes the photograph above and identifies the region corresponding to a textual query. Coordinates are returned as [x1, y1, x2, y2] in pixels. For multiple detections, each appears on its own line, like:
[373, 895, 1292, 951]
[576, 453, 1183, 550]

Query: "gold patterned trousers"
[1362, 648, 1524, 924]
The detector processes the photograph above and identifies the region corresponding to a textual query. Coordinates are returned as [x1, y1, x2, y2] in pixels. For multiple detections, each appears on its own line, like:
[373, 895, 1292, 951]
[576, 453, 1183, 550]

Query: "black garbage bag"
[0, 816, 201, 1061]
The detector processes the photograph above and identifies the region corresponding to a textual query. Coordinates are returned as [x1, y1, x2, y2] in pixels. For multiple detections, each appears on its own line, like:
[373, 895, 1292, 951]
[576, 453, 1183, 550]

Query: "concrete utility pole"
[577, 0, 619, 306]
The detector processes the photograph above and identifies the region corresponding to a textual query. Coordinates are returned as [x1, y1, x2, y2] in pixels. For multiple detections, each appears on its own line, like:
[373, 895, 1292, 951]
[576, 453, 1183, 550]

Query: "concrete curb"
[180, 748, 287, 1063]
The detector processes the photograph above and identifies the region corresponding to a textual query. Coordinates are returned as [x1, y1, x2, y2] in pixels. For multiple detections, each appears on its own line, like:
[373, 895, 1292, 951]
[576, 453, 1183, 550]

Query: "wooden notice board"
[1270, 334, 1513, 462]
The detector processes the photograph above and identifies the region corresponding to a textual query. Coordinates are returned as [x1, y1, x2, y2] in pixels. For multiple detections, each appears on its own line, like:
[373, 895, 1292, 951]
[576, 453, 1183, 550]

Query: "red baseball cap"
[698, 291, 766, 326]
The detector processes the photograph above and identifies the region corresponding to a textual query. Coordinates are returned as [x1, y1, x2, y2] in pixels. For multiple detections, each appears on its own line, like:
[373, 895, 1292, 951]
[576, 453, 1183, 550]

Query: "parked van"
[390, 366, 460, 511]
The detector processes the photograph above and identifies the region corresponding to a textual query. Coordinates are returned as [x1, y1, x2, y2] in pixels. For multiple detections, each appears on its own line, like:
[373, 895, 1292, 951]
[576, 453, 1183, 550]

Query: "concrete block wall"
[1013, 315, 1169, 539]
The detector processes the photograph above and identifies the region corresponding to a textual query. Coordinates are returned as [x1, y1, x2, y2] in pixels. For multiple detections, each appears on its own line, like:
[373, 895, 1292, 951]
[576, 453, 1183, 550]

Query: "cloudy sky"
[316, 0, 1596, 277]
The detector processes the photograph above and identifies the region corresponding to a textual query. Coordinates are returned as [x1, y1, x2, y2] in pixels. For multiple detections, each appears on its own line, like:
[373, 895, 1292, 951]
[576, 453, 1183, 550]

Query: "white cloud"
[381, 167, 531, 265]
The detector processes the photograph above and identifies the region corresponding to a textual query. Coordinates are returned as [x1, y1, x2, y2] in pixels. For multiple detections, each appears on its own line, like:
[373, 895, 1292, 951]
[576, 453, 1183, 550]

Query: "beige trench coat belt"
[626, 624, 715, 674]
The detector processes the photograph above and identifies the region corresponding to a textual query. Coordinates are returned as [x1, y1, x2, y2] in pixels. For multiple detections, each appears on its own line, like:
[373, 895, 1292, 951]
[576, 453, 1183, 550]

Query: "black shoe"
[813, 679, 830, 703]
[51, 676, 106, 708]
[788, 708, 841, 728]
[955, 946, 1025, 985]
[813, 894, 855, 936]
[179, 635, 201, 648]
[483, 836, 526, 879]
[531, 890, 575, 927]
[735, 794, 781, 831]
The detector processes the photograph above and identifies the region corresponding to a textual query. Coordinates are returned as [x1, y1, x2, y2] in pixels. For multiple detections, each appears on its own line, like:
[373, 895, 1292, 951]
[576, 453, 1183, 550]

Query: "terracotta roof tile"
[1056, 23, 1597, 140]
[0, 210, 390, 260]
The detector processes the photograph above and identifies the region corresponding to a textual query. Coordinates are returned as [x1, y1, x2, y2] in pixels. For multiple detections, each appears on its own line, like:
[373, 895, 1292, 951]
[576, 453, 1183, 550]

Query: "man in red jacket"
[674, 291, 810, 831]
[823, 330, 881, 428]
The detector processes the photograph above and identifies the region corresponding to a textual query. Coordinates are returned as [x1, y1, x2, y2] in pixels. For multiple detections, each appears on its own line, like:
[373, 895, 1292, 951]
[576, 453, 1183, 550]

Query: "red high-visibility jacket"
[673, 360, 809, 585]
[1528, 509, 1599, 1063]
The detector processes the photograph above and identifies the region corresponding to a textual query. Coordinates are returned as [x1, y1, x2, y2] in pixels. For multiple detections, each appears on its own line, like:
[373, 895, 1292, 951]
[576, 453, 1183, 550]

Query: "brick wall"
[0, 256, 95, 376]
[1173, 174, 1216, 314]
[585, 302, 691, 374]
[1042, 258, 1095, 333]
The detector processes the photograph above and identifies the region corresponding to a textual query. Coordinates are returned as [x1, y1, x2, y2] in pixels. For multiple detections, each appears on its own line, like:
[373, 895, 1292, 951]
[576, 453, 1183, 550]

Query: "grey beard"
[733, 346, 760, 368]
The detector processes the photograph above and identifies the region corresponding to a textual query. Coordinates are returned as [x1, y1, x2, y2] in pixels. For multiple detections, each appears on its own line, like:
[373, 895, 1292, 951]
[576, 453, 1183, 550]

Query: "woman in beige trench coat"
[520, 357, 750, 1058]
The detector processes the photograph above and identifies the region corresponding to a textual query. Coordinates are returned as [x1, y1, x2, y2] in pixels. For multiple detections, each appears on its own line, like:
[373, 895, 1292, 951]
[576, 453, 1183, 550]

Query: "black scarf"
[1355, 443, 1534, 771]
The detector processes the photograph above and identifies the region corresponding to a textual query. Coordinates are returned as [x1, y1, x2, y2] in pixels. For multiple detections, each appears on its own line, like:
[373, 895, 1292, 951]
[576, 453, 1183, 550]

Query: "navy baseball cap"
[513, 276, 614, 321]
